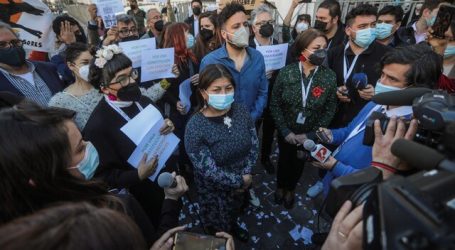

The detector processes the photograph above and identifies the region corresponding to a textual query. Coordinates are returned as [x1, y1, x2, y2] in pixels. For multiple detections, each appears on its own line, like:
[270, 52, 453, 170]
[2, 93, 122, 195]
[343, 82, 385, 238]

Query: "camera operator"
[321, 117, 419, 250]
[311, 43, 442, 197]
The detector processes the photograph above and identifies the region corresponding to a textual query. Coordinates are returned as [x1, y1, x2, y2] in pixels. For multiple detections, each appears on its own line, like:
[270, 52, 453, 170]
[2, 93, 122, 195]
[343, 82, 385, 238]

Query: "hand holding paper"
[138, 154, 158, 180]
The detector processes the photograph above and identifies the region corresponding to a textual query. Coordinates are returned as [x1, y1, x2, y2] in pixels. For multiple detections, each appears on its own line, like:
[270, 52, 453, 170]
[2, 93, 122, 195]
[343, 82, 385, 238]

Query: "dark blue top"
[199, 44, 268, 121]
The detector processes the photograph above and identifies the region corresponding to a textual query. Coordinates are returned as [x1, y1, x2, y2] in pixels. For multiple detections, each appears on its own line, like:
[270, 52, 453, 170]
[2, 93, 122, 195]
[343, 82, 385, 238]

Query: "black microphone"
[391, 139, 445, 170]
[372, 87, 432, 106]
[157, 172, 177, 188]
[351, 72, 368, 89]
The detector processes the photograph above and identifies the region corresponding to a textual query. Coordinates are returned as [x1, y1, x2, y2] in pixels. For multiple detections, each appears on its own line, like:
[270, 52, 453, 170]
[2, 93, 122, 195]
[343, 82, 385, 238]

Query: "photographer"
[312, 43, 442, 197]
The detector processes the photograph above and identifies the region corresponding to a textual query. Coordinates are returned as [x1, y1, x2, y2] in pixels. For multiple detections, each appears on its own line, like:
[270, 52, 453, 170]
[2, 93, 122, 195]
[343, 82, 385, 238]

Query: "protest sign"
[141, 48, 175, 82]
[256, 44, 288, 71]
[119, 38, 156, 68]
[93, 0, 125, 28]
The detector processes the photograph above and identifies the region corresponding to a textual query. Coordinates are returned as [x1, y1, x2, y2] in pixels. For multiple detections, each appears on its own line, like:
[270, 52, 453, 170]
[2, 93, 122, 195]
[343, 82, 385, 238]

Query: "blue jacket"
[199, 44, 268, 121]
[322, 101, 379, 196]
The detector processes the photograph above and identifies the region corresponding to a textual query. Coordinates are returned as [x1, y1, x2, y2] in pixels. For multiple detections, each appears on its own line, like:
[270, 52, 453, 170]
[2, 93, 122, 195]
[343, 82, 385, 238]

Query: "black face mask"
[120, 35, 139, 42]
[192, 7, 201, 16]
[0, 46, 26, 67]
[308, 49, 327, 66]
[200, 28, 214, 41]
[259, 23, 274, 38]
[314, 20, 329, 32]
[154, 20, 164, 32]
[117, 83, 141, 102]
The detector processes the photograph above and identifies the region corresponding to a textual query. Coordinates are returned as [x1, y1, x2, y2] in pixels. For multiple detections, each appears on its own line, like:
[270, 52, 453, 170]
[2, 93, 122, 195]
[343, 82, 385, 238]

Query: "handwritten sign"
[93, 0, 125, 28]
[256, 44, 288, 71]
[141, 48, 175, 82]
[119, 38, 156, 68]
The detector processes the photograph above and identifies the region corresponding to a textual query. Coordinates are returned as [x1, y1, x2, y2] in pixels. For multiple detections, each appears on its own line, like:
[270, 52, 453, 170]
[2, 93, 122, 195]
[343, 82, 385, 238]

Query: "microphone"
[157, 172, 177, 188]
[372, 87, 432, 106]
[304, 139, 332, 163]
[391, 139, 445, 170]
[351, 72, 368, 90]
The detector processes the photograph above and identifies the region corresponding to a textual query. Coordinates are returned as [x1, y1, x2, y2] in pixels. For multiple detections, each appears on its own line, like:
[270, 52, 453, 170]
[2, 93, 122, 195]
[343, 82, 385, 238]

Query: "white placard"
[6, 0, 56, 52]
[121, 104, 162, 145]
[256, 44, 288, 71]
[127, 119, 180, 181]
[141, 48, 175, 82]
[119, 38, 156, 68]
[93, 0, 125, 28]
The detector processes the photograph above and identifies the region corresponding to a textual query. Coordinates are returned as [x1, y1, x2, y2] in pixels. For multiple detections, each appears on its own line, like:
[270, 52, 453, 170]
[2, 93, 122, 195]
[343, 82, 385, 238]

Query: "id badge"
[296, 112, 306, 124]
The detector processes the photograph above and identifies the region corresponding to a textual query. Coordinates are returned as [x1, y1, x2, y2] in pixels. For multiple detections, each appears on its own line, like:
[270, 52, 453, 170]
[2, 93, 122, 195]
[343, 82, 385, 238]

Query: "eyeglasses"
[119, 27, 138, 36]
[255, 20, 274, 27]
[0, 39, 23, 49]
[110, 69, 139, 87]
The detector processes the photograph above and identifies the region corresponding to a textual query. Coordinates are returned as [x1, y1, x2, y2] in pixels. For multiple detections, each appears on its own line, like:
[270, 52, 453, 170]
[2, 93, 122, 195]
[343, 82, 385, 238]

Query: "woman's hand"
[191, 74, 199, 85]
[318, 127, 333, 143]
[164, 172, 189, 200]
[60, 21, 76, 44]
[138, 154, 158, 180]
[337, 86, 351, 103]
[242, 174, 252, 189]
[172, 64, 180, 78]
[285, 132, 298, 144]
[160, 119, 175, 135]
[216, 232, 235, 250]
[176, 101, 186, 115]
[103, 26, 119, 46]
[150, 225, 186, 250]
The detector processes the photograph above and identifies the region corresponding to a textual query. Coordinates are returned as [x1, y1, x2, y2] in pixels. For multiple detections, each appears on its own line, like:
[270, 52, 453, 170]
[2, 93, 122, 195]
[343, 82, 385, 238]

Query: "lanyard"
[299, 62, 319, 108]
[333, 105, 383, 156]
[106, 97, 144, 121]
[343, 43, 360, 84]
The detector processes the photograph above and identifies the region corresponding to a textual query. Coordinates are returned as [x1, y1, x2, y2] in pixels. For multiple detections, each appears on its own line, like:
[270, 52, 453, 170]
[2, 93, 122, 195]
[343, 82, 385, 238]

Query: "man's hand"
[160, 119, 175, 135]
[88, 4, 98, 20]
[372, 116, 418, 177]
[318, 127, 333, 143]
[59, 21, 76, 44]
[358, 84, 374, 100]
[285, 132, 298, 145]
[164, 172, 189, 200]
[322, 201, 363, 250]
[138, 154, 158, 180]
[295, 133, 307, 145]
[103, 26, 119, 46]
[337, 86, 351, 103]
[151, 225, 186, 250]
[242, 174, 252, 189]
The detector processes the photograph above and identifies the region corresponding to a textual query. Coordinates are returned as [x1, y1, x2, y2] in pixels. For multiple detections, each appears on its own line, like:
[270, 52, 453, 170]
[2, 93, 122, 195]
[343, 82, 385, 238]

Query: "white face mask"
[78, 64, 90, 82]
[225, 26, 249, 48]
[296, 22, 309, 33]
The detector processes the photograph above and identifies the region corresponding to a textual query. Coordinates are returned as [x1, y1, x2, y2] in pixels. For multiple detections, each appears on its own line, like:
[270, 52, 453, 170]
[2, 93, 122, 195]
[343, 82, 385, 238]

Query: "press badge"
[296, 112, 306, 124]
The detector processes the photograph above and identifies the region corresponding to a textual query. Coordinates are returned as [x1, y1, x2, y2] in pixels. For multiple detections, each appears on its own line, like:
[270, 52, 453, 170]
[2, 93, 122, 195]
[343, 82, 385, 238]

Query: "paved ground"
[178, 146, 331, 250]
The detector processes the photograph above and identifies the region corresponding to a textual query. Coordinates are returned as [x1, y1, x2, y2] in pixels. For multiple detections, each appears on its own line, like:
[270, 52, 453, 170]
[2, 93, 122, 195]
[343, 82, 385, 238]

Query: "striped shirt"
[0, 61, 53, 106]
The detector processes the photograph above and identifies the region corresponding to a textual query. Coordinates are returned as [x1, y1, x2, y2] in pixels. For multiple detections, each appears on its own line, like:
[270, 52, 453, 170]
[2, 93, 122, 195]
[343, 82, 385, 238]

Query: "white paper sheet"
[121, 104, 162, 145]
[256, 43, 289, 71]
[141, 48, 175, 82]
[119, 38, 156, 68]
[93, 0, 125, 28]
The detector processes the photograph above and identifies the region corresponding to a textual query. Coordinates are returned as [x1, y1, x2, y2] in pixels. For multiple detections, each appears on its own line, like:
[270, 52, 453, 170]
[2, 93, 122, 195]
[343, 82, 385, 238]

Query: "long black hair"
[0, 101, 123, 224]
[195, 64, 235, 112]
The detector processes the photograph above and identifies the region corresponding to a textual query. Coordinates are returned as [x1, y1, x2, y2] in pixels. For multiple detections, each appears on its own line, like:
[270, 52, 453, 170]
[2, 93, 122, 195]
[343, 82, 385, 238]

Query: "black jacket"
[397, 23, 417, 45]
[327, 41, 391, 127]
[184, 15, 197, 36]
[327, 23, 347, 50]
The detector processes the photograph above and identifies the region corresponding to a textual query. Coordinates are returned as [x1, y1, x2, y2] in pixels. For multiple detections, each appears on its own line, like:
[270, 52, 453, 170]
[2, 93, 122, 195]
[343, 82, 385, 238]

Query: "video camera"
[324, 88, 455, 250]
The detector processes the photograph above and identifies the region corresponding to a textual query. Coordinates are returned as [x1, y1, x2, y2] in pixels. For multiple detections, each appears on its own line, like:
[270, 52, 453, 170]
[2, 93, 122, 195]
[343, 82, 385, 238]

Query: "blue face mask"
[375, 23, 394, 40]
[375, 80, 403, 95]
[444, 45, 455, 57]
[426, 15, 436, 27]
[74, 142, 99, 180]
[206, 92, 234, 110]
[186, 34, 195, 48]
[353, 27, 376, 48]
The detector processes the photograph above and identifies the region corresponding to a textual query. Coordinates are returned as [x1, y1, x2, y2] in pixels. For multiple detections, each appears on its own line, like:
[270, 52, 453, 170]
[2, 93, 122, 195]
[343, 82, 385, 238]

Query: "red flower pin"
[312, 86, 325, 98]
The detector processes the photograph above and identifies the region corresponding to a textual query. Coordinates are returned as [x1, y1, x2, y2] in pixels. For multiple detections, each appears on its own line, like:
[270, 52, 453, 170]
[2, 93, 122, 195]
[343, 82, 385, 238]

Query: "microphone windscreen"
[372, 88, 432, 106]
[391, 139, 445, 170]
[157, 172, 174, 188]
[303, 139, 316, 151]
[351, 73, 368, 89]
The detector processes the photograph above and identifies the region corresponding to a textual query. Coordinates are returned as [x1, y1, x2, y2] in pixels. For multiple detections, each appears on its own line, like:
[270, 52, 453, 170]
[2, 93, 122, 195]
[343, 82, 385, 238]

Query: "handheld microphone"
[157, 172, 177, 188]
[351, 72, 368, 90]
[303, 139, 332, 163]
[372, 87, 432, 106]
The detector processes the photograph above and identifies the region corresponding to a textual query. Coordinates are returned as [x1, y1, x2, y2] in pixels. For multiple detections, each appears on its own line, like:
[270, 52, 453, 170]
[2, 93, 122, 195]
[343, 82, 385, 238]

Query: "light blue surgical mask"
[206, 92, 234, 110]
[444, 45, 455, 57]
[73, 142, 99, 180]
[353, 27, 376, 48]
[426, 15, 436, 27]
[375, 23, 394, 40]
[186, 34, 195, 48]
[375, 80, 403, 95]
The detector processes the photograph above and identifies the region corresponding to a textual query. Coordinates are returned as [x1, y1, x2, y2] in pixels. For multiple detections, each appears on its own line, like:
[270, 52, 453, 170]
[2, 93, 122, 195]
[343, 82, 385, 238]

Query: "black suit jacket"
[184, 15, 196, 36]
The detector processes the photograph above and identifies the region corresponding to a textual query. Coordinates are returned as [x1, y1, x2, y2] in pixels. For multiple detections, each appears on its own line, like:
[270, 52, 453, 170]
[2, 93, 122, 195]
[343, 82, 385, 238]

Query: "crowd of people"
[0, 0, 454, 249]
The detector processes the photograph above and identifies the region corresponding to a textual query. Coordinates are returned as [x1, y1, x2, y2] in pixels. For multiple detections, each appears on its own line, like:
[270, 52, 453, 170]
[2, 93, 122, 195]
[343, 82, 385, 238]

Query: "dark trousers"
[260, 109, 275, 163]
[276, 136, 306, 191]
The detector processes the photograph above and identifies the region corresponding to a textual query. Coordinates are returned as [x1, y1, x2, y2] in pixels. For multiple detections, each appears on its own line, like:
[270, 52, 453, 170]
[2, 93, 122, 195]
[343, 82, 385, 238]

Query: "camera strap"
[343, 43, 361, 85]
